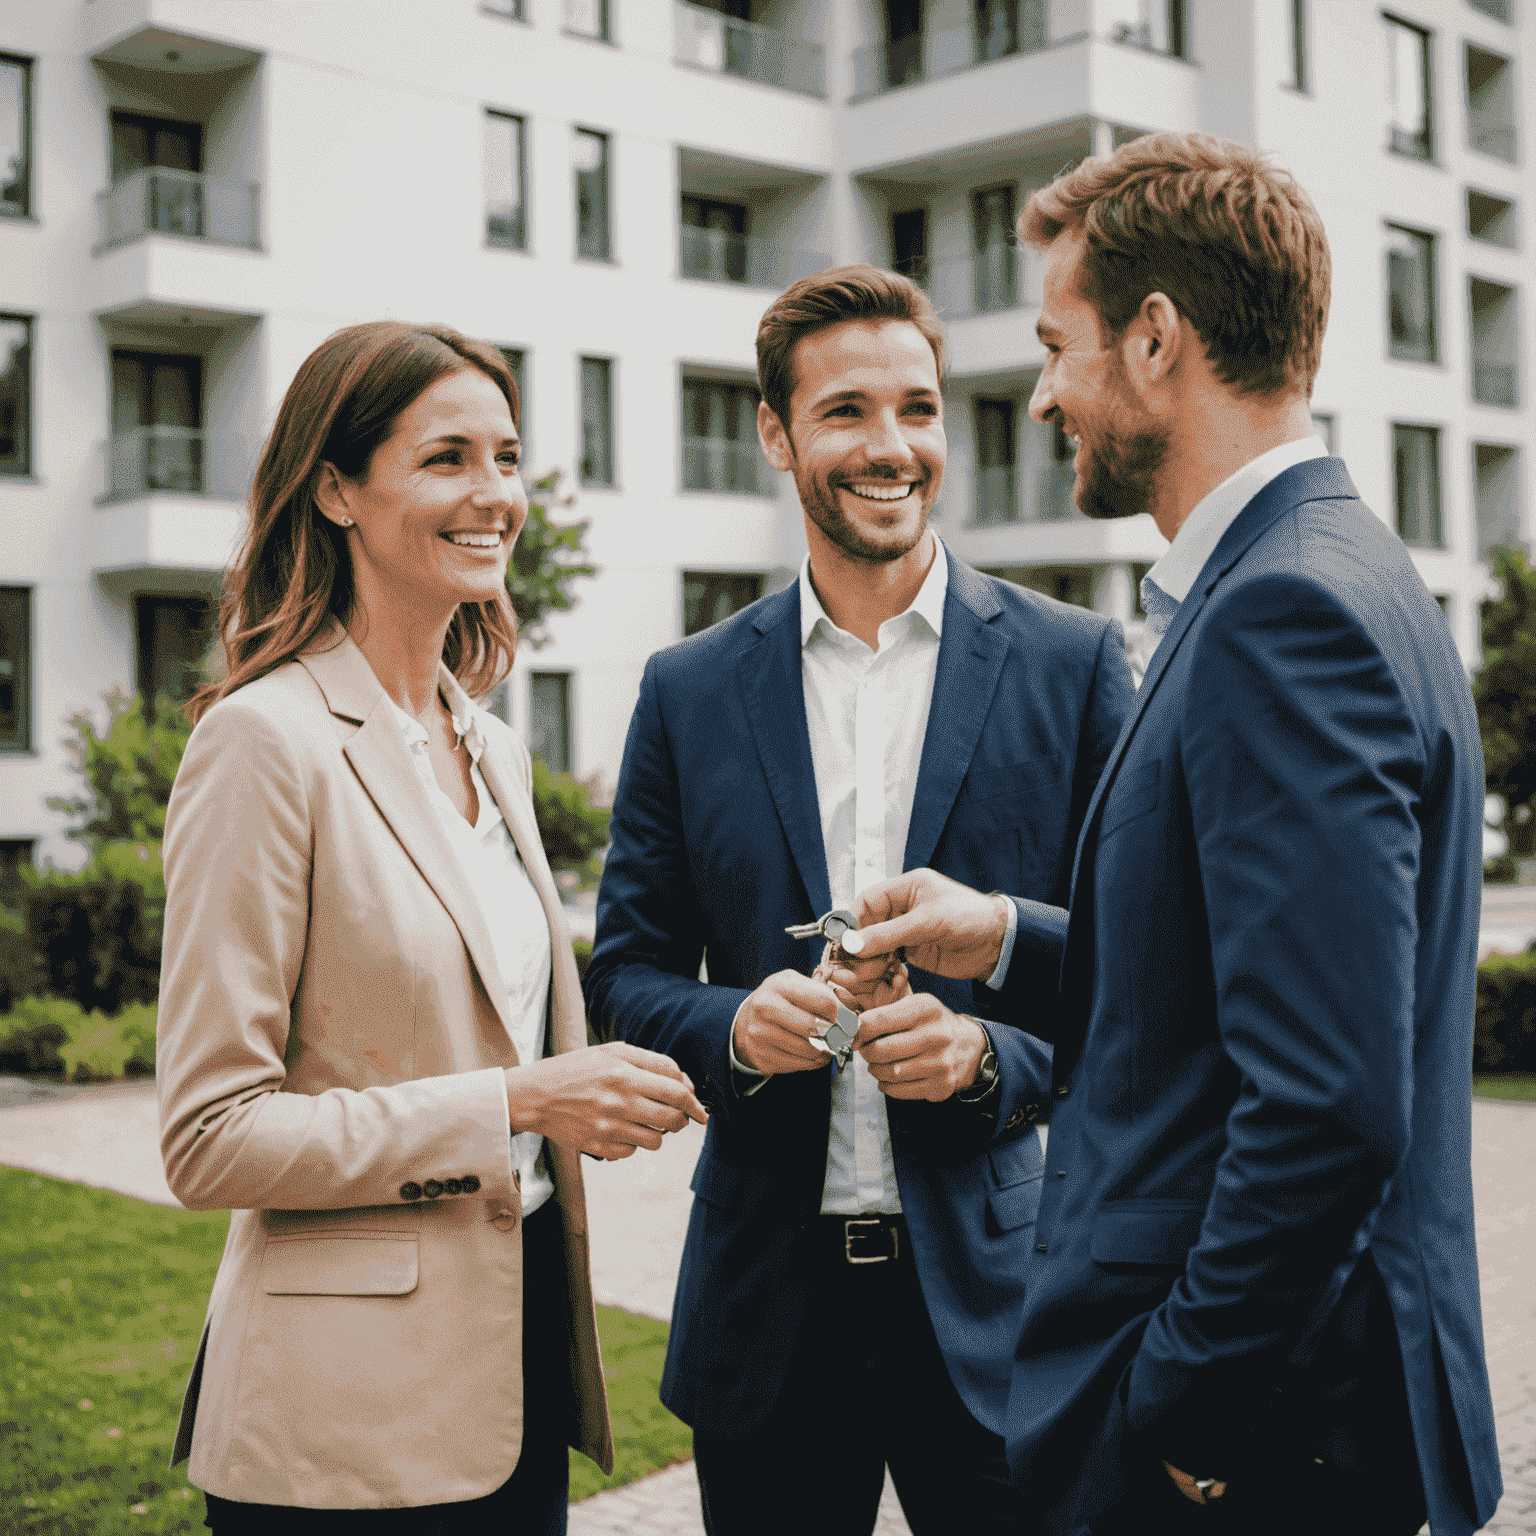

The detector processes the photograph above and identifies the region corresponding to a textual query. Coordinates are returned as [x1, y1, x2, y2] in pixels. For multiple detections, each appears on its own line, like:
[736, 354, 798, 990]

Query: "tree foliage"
[507, 469, 598, 649]
[1474, 547, 1536, 856]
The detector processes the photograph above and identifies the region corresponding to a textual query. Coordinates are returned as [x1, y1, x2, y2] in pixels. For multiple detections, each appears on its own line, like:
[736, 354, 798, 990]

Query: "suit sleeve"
[157, 699, 517, 1212]
[1125, 572, 1424, 1468]
[583, 659, 752, 1117]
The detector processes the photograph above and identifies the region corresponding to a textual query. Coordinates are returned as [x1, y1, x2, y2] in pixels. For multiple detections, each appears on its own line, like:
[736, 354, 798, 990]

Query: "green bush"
[0, 997, 156, 1080]
[0, 903, 43, 1013]
[1474, 949, 1536, 1072]
[16, 866, 160, 1016]
[1484, 852, 1517, 885]
[532, 758, 611, 873]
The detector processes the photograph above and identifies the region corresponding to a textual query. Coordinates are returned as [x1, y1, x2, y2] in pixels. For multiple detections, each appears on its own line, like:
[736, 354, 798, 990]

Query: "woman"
[156, 321, 706, 1534]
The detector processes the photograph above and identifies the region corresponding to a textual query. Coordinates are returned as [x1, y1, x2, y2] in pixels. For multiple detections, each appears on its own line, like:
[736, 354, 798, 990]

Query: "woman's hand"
[505, 1043, 708, 1161]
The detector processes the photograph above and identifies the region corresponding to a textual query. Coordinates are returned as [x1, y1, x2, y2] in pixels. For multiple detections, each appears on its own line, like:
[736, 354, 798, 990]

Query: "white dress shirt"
[391, 698, 555, 1216]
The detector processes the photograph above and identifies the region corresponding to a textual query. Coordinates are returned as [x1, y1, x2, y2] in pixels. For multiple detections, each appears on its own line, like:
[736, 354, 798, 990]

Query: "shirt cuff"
[728, 997, 772, 1096]
[984, 893, 1018, 991]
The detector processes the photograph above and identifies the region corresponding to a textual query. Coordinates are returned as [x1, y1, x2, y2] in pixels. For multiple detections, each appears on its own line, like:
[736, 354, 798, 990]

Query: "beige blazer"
[157, 633, 613, 1509]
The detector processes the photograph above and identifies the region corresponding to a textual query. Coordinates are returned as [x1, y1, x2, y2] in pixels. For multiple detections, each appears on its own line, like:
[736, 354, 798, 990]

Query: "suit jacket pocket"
[958, 758, 1066, 806]
[261, 1231, 419, 1296]
[1090, 1199, 1203, 1269]
[1099, 760, 1160, 841]
[988, 1175, 1043, 1233]
[689, 1149, 742, 1212]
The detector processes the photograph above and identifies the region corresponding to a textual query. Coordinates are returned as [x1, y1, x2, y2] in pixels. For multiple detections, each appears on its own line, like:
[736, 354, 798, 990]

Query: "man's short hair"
[756, 264, 947, 430]
[1021, 131, 1330, 398]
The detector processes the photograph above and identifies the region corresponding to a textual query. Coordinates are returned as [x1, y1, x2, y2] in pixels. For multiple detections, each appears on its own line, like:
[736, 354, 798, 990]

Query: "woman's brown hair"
[189, 321, 521, 723]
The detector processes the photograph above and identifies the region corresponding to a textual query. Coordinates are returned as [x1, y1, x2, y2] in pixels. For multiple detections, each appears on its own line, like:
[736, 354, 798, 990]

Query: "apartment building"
[1, 0, 1531, 870]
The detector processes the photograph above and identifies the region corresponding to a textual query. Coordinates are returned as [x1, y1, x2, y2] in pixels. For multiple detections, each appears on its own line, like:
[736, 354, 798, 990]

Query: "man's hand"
[1162, 1463, 1227, 1506]
[733, 970, 845, 1075]
[832, 869, 1010, 982]
[506, 1042, 707, 1161]
[852, 993, 990, 1101]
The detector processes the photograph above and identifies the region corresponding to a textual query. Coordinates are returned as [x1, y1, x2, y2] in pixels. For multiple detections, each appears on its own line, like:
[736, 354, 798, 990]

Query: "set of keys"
[783, 908, 863, 1071]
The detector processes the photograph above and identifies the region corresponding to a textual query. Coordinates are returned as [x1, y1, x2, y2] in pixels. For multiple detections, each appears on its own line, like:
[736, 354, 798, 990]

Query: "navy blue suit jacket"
[987, 459, 1501, 1534]
[585, 552, 1133, 1437]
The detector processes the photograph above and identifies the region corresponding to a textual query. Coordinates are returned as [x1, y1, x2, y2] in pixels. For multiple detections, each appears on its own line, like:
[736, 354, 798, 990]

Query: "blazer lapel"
[903, 558, 1009, 873]
[739, 587, 833, 923]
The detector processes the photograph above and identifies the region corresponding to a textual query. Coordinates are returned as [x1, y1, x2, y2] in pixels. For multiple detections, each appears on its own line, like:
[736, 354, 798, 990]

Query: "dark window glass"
[884, 0, 923, 87]
[135, 596, 214, 711]
[574, 128, 610, 260]
[486, 111, 527, 249]
[972, 186, 1018, 313]
[684, 573, 764, 637]
[1466, 45, 1516, 162]
[681, 197, 749, 284]
[110, 112, 206, 238]
[892, 208, 928, 285]
[1, 54, 31, 218]
[0, 586, 32, 752]
[1386, 225, 1436, 362]
[564, 0, 610, 39]
[1385, 16, 1433, 159]
[1466, 189, 1517, 248]
[975, 0, 1018, 61]
[1470, 277, 1519, 407]
[974, 398, 1017, 525]
[1291, 0, 1308, 88]
[529, 672, 571, 772]
[1474, 442, 1521, 556]
[580, 357, 613, 486]
[110, 351, 203, 496]
[1467, 0, 1510, 21]
[683, 378, 762, 493]
[0, 315, 32, 476]
[1394, 425, 1442, 547]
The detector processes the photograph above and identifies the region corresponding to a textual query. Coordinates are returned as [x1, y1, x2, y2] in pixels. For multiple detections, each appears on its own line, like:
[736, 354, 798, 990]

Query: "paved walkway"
[0, 1082, 1531, 1533]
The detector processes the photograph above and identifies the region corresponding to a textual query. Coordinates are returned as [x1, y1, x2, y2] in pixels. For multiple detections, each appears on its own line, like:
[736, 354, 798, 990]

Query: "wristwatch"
[955, 1020, 1000, 1101]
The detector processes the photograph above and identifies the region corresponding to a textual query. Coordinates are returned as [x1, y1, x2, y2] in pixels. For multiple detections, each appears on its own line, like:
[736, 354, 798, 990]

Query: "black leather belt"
[815, 1213, 904, 1265]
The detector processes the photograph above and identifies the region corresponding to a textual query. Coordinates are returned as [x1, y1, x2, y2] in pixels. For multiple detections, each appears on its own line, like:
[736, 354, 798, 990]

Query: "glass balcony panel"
[928, 247, 1042, 317]
[679, 226, 828, 289]
[97, 167, 259, 251]
[683, 436, 769, 494]
[973, 466, 1018, 524]
[104, 427, 249, 501]
[673, 1, 826, 97]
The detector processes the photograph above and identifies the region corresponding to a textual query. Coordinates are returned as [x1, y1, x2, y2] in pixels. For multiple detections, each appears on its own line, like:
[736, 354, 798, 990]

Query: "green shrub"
[532, 758, 611, 873]
[0, 902, 43, 1013]
[0, 997, 157, 1080]
[0, 994, 70, 1074]
[1474, 949, 1536, 1072]
[1484, 852, 1517, 885]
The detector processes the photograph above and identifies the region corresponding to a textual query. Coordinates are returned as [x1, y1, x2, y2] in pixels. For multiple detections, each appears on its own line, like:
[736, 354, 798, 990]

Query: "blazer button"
[1036, 1243, 1048, 1253]
[444, 1178, 463, 1195]
[1054, 1084, 1071, 1099]
[400, 1182, 423, 1202]
[423, 1179, 444, 1199]
[460, 1175, 481, 1193]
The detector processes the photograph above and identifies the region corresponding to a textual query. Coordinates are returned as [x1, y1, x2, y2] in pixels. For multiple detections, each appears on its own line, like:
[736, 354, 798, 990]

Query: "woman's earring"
[339, 517, 354, 527]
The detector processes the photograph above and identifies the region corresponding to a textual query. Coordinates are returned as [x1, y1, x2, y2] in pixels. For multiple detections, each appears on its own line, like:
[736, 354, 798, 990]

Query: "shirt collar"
[1146, 436, 1328, 606]
[799, 533, 949, 649]
[387, 695, 486, 767]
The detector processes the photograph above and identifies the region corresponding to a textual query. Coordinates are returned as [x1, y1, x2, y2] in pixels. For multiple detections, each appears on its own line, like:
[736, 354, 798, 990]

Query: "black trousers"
[204, 1200, 575, 1536]
[691, 1215, 1022, 1536]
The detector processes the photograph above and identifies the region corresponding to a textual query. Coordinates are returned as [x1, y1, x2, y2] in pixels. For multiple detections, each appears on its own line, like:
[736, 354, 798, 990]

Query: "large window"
[1385, 15, 1433, 160]
[892, 208, 928, 286]
[1394, 424, 1443, 547]
[1470, 277, 1519, 407]
[974, 399, 1017, 525]
[485, 111, 527, 250]
[1474, 443, 1521, 556]
[682, 377, 763, 494]
[0, 586, 31, 752]
[529, 672, 572, 772]
[1386, 225, 1436, 362]
[1465, 45, 1516, 162]
[1, 54, 31, 219]
[580, 357, 614, 486]
[573, 128, 610, 260]
[684, 573, 764, 637]
[681, 196, 748, 284]
[972, 185, 1018, 313]
[110, 350, 203, 496]
[1, 315, 32, 477]
[135, 596, 214, 711]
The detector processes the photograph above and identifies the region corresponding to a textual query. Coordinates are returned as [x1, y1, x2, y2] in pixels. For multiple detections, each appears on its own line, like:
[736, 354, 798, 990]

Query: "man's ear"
[314, 462, 354, 527]
[759, 401, 794, 472]
[1120, 291, 1184, 396]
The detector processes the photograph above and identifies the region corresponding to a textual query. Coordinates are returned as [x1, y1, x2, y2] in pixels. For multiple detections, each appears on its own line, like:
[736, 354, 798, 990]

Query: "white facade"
[1, 0, 1531, 868]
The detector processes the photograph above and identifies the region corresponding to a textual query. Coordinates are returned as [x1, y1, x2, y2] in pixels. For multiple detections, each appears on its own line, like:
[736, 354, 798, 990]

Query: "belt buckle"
[844, 1216, 895, 1265]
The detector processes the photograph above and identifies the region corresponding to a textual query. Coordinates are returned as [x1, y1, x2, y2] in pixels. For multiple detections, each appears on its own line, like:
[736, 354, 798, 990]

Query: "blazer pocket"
[988, 1175, 1043, 1233]
[989, 1129, 1045, 1189]
[959, 758, 1066, 806]
[1090, 1199, 1204, 1269]
[689, 1149, 741, 1213]
[261, 1231, 419, 1296]
[1099, 761, 1161, 841]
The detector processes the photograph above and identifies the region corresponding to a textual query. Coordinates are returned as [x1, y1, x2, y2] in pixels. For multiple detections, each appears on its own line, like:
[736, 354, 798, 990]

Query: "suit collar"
[295, 624, 377, 723]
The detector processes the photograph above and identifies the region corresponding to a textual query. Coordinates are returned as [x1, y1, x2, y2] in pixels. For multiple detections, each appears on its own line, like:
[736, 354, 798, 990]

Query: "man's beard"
[1076, 424, 1168, 522]
[797, 472, 932, 564]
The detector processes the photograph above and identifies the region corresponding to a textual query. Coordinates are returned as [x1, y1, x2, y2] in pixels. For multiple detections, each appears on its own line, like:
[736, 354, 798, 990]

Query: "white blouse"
[391, 698, 556, 1216]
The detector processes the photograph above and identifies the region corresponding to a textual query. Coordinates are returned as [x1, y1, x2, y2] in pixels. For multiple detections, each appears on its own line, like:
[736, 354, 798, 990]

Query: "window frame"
[1384, 221, 1439, 365]
[1392, 422, 1445, 549]
[578, 355, 615, 488]
[573, 126, 612, 263]
[528, 670, 573, 774]
[0, 312, 34, 478]
[1383, 12, 1435, 161]
[479, 0, 527, 20]
[484, 109, 529, 252]
[1288, 0, 1309, 91]
[0, 52, 33, 221]
[680, 373, 766, 495]
[0, 584, 33, 754]
[562, 0, 611, 44]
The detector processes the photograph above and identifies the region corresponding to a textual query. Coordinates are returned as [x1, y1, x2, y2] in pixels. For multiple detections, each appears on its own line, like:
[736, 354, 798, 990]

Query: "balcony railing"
[683, 437, 770, 495]
[973, 466, 1018, 525]
[679, 226, 828, 290]
[1474, 363, 1518, 407]
[926, 246, 1043, 317]
[674, 0, 826, 98]
[103, 427, 249, 502]
[97, 166, 260, 251]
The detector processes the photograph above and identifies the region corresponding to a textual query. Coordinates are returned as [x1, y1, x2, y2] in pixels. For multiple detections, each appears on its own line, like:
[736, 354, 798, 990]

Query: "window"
[892, 208, 928, 286]
[972, 186, 1018, 313]
[1311, 412, 1336, 453]
[485, 111, 527, 250]
[498, 347, 527, 460]
[1, 315, 32, 477]
[111, 111, 206, 238]
[884, 0, 923, 88]
[1, 54, 31, 218]
[682, 378, 763, 494]
[110, 351, 203, 496]
[683, 573, 764, 636]
[529, 672, 571, 772]
[579, 357, 613, 486]
[564, 0, 609, 41]
[1473, 443, 1521, 555]
[573, 128, 610, 260]
[1467, 189, 1517, 248]
[974, 399, 1017, 525]
[1467, 0, 1511, 21]
[135, 596, 214, 710]
[1102, 0, 1185, 56]
[681, 196, 748, 284]
[1470, 277, 1519, 407]
[0, 586, 31, 752]
[481, 0, 525, 18]
[1290, 0, 1308, 90]
[1386, 225, 1436, 362]
[1465, 45, 1515, 162]
[1385, 16, 1433, 159]
[1394, 425, 1443, 547]
[975, 0, 1019, 62]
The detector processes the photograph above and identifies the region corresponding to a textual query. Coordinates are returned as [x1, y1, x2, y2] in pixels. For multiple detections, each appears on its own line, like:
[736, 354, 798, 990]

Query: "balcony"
[102, 427, 249, 503]
[674, 0, 825, 98]
[929, 245, 1043, 319]
[97, 167, 259, 252]
[973, 466, 1018, 525]
[683, 436, 771, 495]
[679, 226, 828, 289]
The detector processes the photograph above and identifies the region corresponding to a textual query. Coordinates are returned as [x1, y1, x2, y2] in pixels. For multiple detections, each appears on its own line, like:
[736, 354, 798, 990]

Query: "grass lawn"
[1473, 1073, 1536, 1102]
[0, 1168, 688, 1532]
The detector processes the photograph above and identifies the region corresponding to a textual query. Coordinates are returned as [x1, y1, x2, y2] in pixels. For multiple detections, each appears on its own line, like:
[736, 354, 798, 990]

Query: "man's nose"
[1027, 373, 1055, 426]
[866, 408, 917, 465]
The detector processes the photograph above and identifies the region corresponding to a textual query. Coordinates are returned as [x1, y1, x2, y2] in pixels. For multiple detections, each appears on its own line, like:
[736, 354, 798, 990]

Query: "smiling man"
[584, 266, 1132, 1535]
